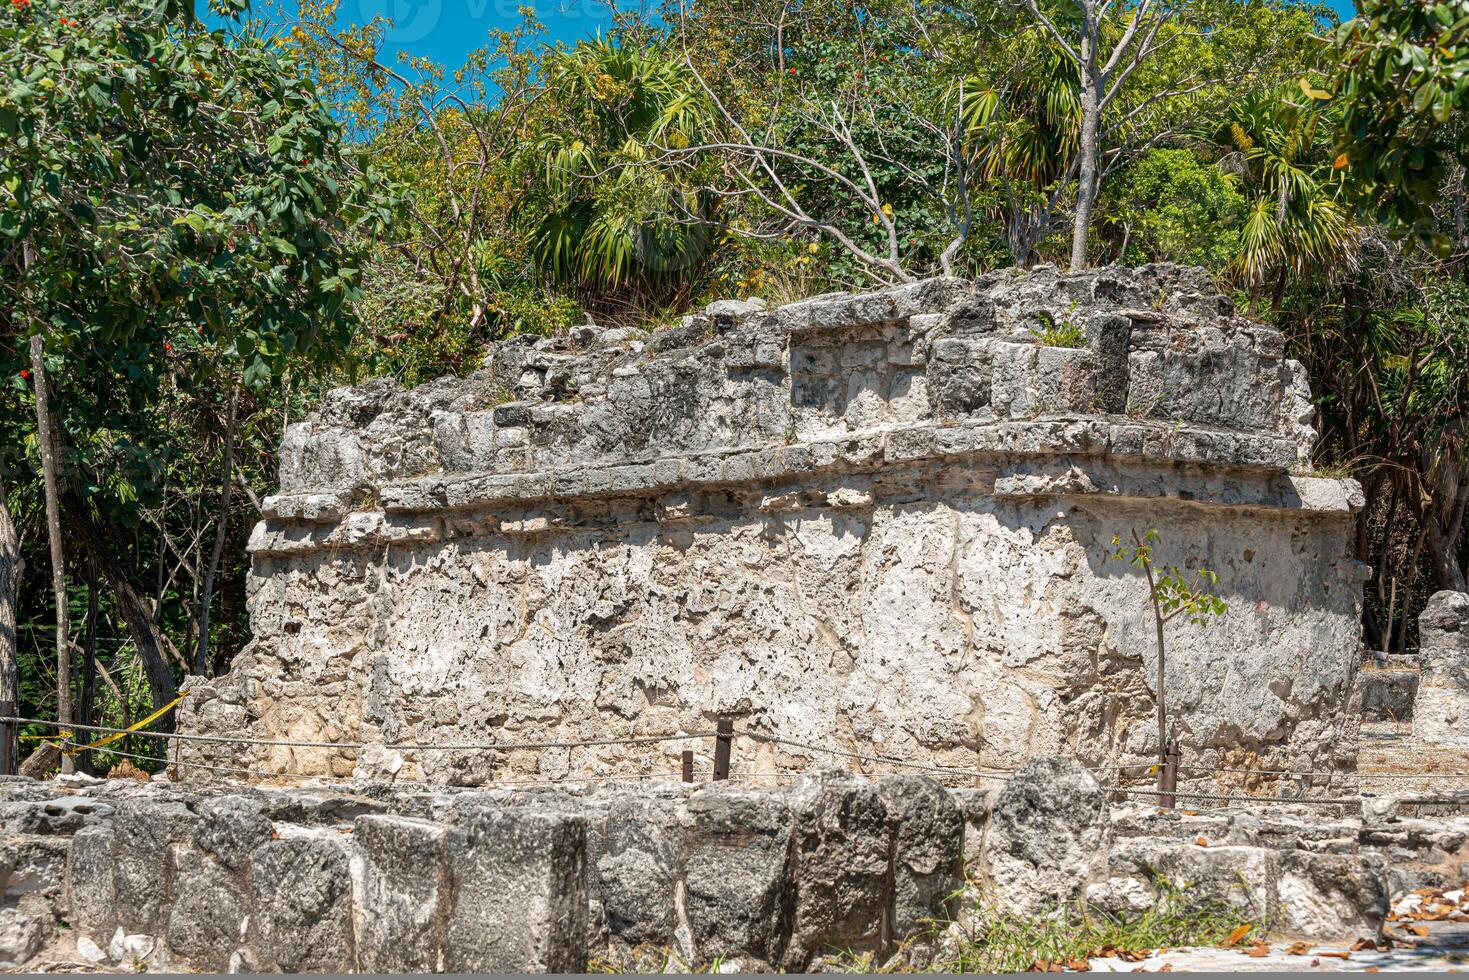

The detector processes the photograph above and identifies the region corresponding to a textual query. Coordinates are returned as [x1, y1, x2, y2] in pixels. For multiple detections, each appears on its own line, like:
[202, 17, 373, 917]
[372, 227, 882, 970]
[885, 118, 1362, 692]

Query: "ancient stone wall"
[0, 767, 1418, 972]
[179, 265, 1367, 788]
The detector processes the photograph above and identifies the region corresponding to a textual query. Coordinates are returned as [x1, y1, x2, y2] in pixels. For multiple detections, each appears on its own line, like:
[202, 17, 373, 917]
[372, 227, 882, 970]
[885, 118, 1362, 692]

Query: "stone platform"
[178, 265, 1367, 788]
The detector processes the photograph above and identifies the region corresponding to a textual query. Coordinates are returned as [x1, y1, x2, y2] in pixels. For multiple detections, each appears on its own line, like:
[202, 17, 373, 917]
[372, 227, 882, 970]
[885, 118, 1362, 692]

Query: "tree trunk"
[1070, 42, 1100, 272]
[29, 336, 73, 774]
[0, 493, 19, 775]
[60, 491, 179, 722]
[77, 559, 99, 776]
[195, 388, 238, 676]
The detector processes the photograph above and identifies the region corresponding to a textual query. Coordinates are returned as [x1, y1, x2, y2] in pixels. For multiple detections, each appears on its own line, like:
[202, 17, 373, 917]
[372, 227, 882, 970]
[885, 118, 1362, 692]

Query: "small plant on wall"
[1109, 529, 1228, 791]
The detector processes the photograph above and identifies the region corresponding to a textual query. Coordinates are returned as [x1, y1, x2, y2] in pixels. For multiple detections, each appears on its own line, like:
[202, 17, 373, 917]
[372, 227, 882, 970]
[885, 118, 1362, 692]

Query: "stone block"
[0, 908, 46, 968]
[111, 800, 196, 936]
[1421, 591, 1469, 653]
[350, 815, 450, 972]
[981, 759, 1109, 918]
[1276, 850, 1387, 939]
[192, 795, 272, 871]
[66, 824, 117, 942]
[249, 831, 354, 972]
[683, 785, 795, 964]
[875, 776, 963, 936]
[1414, 592, 1469, 745]
[598, 794, 683, 946]
[443, 804, 588, 972]
[165, 846, 248, 971]
[782, 772, 891, 970]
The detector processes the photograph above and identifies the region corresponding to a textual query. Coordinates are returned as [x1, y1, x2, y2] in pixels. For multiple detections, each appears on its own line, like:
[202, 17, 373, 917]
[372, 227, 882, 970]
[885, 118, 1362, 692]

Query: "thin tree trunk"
[60, 491, 179, 722]
[77, 558, 99, 775]
[194, 388, 238, 677]
[29, 335, 73, 775]
[1071, 56, 1101, 271]
[0, 493, 19, 774]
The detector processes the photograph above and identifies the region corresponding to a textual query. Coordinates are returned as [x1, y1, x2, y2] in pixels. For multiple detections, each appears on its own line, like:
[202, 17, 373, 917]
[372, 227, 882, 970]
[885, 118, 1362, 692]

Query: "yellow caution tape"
[21, 691, 189, 755]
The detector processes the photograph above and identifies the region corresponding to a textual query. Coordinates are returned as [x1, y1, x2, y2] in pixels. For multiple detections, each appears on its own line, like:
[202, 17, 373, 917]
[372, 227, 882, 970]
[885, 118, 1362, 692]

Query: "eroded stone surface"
[1414, 592, 1469, 746]
[177, 267, 1365, 790]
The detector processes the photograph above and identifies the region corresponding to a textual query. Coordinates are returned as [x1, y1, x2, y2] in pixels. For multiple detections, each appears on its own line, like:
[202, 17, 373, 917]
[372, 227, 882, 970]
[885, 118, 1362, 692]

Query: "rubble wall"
[179, 265, 1367, 787]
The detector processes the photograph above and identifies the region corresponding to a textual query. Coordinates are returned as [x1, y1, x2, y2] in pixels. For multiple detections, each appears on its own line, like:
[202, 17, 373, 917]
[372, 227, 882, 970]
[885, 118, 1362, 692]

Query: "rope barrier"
[5, 717, 716, 753]
[9, 711, 1469, 803]
[1182, 763, 1469, 781]
[736, 728, 1014, 779]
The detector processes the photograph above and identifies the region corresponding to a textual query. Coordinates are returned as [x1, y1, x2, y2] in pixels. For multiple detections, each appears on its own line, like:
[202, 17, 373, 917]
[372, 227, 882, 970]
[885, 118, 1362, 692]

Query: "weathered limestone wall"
[0, 767, 1417, 972]
[179, 265, 1367, 787]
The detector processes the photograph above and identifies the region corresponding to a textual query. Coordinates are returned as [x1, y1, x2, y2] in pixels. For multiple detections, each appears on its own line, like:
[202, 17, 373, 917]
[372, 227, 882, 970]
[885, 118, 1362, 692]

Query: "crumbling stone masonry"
[178, 265, 1368, 788]
[0, 767, 1425, 972]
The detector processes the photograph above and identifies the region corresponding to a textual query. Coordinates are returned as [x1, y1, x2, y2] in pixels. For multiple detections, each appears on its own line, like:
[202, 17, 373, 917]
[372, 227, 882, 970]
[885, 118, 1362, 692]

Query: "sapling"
[1108, 529, 1228, 787]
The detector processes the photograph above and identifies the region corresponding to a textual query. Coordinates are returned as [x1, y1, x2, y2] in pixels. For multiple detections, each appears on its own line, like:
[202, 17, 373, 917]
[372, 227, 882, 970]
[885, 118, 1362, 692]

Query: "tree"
[1211, 89, 1357, 314]
[1108, 529, 1228, 786]
[517, 39, 719, 315]
[1330, 0, 1469, 247]
[1020, 0, 1188, 270]
[1, 0, 388, 717]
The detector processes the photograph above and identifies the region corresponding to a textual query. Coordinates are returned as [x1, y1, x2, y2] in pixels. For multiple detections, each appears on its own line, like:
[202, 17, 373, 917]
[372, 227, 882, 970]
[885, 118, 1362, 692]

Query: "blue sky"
[314, 0, 615, 67]
[229, 0, 1358, 75]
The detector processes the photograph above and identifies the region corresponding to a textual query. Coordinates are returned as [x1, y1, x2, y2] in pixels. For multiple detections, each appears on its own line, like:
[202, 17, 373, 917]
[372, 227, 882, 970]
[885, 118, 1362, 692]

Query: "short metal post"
[0, 699, 14, 776]
[1159, 738, 1180, 808]
[712, 718, 733, 781]
[681, 749, 694, 783]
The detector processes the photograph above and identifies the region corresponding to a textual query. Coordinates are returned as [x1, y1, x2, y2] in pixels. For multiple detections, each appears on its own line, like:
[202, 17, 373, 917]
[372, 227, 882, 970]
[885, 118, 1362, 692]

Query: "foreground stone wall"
[0, 766, 1427, 972]
[180, 265, 1367, 787]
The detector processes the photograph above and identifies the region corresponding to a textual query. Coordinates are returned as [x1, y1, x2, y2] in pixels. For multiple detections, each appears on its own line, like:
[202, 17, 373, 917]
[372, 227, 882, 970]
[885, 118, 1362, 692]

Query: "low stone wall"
[0, 772, 965, 972]
[1360, 663, 1418, 723]
[0, 761, 1447, 972]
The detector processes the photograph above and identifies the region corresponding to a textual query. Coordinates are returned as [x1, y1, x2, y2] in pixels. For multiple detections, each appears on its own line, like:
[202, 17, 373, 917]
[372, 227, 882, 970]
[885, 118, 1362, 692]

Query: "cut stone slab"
[349, 814, 450, 972]
[442, 804, 588, 973]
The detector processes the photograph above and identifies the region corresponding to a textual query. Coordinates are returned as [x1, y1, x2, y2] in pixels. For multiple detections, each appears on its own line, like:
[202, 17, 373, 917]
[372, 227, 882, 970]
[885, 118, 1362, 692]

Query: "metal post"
[712, 718, 733, 781]
[1159, 738, 1180, 809]
[681, 749, 694, 783]
[0, 699, 14, 776]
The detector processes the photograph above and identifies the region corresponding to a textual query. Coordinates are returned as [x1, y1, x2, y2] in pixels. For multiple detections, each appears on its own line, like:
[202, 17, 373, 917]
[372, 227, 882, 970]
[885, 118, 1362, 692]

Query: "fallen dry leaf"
[1352, 937, 1378, 951]
[1158, 964, 1174, 973]
[1194, 836, 1209, 847]
[1222, 923, 1254, 948]
[1365, 968, 1380, 974]
[1286, 941, 1312, 955]
[1245, 944, 1271, 958]
[1067, 959, 1090, 972]
[1408, 924, 1433, 937]
[1318, 950, 1351, 960]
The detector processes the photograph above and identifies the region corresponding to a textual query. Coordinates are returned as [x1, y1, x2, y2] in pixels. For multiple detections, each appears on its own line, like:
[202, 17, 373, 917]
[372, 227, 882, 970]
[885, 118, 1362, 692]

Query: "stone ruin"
[0, 761, 1439, 972]
[177, 264, 1369, 789]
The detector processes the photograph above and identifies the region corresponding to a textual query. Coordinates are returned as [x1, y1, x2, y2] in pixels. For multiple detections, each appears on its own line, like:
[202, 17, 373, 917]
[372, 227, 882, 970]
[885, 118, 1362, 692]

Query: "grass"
[1029, 319, 1087, 349]
[587, 881, 1255, 974]
[932, 880, 1256, 974]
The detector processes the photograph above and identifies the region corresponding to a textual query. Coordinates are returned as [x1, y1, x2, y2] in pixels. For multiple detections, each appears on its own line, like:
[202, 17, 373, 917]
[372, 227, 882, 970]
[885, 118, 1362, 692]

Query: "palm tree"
[1211, 90, 1358, 314]
[955, 23, 1082, 265]
[519, 41, 716, 313]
